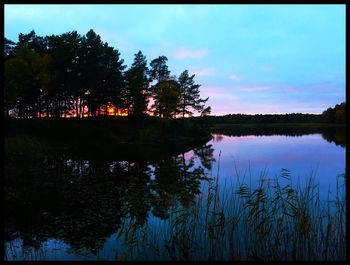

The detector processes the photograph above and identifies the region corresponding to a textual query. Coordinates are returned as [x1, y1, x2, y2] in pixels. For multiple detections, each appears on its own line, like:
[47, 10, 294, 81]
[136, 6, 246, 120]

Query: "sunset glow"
[4, 4, 345, 115]
[31, 106, 129, 119]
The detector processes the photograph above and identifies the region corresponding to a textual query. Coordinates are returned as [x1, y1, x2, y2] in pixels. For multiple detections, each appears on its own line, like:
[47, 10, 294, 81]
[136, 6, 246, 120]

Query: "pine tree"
[178, 70, 209, 117]
[124, 51, 150, 117]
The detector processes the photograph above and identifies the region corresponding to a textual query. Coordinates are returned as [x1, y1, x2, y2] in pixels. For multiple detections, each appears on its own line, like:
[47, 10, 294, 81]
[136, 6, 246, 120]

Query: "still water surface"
[4, 127, 346, 260]
[202, 133, 345, 199]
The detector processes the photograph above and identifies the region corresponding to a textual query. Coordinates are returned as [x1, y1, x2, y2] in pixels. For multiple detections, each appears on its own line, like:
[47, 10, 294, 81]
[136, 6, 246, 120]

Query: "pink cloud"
[190, 67, 214, 76]
[229, 74, 240, 80]
[232, 85, 272, 91]
[174, 47, 208, 59]
[199, 86, 239, 100]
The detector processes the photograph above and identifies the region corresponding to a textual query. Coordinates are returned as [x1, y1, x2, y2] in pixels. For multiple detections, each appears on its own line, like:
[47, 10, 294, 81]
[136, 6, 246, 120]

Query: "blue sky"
[4, 4, 345, 115]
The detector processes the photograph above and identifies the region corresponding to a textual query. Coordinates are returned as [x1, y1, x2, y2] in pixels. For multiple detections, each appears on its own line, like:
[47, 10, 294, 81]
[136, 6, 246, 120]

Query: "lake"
[4, 126, 346, 261]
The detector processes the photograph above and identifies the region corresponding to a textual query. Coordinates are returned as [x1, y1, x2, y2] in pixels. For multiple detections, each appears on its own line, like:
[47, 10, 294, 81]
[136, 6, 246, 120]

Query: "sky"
[4, 4, 346, 115]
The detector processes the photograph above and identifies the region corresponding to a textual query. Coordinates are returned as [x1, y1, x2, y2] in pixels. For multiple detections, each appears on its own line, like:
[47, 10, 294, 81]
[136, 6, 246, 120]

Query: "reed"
[5, 161, 346, 261]
[114, 162, 346, 261]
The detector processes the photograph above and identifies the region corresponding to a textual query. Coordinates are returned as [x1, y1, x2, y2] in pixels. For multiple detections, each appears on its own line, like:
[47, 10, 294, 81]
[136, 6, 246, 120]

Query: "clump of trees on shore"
[321, 102, 346, 123]
[4, 29, 210, 120]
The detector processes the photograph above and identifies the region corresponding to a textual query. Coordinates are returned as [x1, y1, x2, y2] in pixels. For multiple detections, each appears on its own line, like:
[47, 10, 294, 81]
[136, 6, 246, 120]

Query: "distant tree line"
[210, 126, 345, 147]
[321, 102, 346, 123]
[4, 29, 210, 120]
[196, 102, 346, 124]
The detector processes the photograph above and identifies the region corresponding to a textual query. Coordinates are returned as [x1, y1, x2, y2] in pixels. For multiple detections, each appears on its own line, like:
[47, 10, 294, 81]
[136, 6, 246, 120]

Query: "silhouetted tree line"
[4, 30, 210, 120]
[195, 102, 346, 124]
[321, 102, 346, 123]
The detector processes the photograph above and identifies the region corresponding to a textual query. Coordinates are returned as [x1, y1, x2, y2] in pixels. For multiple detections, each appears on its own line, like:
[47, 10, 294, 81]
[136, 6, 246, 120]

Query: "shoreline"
[209, 123, 345, 129]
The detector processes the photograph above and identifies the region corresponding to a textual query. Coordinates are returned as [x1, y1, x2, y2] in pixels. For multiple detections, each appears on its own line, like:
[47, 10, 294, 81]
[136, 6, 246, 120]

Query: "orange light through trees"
[35, 105, 128, 118]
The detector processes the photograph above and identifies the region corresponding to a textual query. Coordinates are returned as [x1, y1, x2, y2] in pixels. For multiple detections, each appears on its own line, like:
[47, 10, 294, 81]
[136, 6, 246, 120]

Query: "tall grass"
[113, 162, 346, 261]
[5, 161, 346, 261]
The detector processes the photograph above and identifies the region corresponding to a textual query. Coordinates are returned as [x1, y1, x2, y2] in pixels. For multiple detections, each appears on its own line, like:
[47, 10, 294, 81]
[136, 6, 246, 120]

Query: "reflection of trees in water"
[125, 161, 153, 226]
[193, 144, 216, 170]
[213, 134, 224, 142]
[211, 126, 346, 147]
[4, 139, 214, 256]
[5, 147, 127, 255]
[320, 127, 346, 148]
[151, 151, 211, 219]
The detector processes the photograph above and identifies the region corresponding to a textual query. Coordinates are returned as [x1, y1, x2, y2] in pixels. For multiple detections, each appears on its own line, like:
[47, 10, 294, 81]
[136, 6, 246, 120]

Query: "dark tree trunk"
[5, 106, 9, 119]
[64, 99, 67, 118]
[80, 97, 83, 118]
[76, 98, 79, 118]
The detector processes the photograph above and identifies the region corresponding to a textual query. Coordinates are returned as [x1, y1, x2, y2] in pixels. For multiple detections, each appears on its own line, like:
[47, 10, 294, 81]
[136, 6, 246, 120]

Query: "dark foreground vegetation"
[107, 169, 345, 261]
